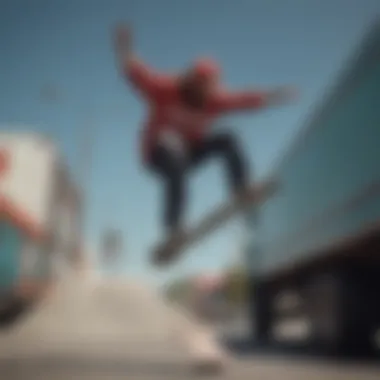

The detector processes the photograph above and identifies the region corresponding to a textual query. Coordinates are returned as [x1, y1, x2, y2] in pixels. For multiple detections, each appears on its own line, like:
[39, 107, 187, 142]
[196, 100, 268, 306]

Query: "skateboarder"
[114, 25, 298, 253]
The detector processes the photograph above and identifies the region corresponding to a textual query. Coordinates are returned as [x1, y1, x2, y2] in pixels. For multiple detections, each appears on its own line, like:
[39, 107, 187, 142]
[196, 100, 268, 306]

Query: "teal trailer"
[246, 19, 380, 355]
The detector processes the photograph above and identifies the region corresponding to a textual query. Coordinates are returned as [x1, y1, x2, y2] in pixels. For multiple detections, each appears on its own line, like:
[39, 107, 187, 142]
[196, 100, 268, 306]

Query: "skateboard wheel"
[151, 247, 165, 266]
[152, 243, 175, 266]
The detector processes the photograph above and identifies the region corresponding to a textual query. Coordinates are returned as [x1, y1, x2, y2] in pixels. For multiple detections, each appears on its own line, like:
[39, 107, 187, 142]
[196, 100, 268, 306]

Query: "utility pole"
[78, 113, 95, 200]
[77, 113, 96, 268]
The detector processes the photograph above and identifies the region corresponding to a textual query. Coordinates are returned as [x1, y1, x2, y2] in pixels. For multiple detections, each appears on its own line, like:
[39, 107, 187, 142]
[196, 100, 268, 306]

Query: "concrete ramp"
[0, 275, 224, 379]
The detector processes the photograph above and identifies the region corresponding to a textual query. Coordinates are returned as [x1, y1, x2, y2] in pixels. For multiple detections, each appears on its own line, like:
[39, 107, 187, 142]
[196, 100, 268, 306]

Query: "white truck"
[0, 130, 82, 323]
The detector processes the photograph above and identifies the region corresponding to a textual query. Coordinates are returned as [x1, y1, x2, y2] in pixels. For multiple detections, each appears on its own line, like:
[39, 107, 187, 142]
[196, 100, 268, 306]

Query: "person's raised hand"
[114, 23, 132, 51]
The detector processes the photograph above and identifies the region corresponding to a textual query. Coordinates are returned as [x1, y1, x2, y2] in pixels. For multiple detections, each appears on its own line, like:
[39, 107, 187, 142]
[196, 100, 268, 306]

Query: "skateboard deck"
[151, 179, 278, 266]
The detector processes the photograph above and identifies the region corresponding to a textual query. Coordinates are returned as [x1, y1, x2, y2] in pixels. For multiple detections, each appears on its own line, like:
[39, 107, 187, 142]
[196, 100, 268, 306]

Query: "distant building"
[77, 245, 100, 281]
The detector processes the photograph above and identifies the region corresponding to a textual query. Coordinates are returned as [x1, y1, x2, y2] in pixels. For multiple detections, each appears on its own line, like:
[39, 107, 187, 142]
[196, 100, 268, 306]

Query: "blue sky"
[0, 0, 379, 285]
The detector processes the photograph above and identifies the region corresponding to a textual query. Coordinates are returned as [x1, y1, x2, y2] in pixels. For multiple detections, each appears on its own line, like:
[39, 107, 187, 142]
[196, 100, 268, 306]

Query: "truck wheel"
[304, 273, 340, 353]
[251, 280, 273, 345]
[305, 271, 375, 356]
[0, 298, 27, 328]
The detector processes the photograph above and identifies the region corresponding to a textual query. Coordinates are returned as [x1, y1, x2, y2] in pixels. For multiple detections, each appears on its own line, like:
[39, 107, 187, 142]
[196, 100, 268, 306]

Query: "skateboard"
[151, 179, 279, 266]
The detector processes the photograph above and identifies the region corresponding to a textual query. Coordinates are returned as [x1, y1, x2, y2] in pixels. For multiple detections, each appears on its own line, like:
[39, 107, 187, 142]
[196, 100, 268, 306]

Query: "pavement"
[0, 273, 226, 379]
[0, 273, 380, 379]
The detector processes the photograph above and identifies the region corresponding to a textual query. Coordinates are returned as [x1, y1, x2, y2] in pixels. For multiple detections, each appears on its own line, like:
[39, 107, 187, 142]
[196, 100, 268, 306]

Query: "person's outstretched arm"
[114, 24, 164, 98]
[213, 86, 298, 113]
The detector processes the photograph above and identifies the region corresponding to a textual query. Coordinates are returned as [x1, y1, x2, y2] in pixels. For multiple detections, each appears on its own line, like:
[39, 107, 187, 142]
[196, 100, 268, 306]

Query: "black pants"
[147, 131, 249, 232]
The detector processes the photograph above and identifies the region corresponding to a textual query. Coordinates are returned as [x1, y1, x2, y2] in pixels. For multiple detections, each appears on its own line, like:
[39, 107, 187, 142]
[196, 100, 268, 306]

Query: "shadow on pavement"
[219, 334, 380, 365]
[0, 357, 194, 377]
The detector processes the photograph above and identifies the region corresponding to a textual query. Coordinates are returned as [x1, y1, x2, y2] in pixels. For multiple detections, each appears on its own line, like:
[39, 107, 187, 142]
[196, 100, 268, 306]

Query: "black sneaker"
[153, 228, 187, 266]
